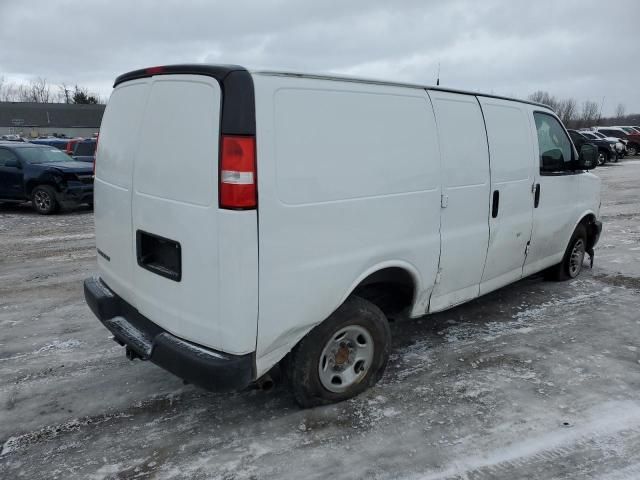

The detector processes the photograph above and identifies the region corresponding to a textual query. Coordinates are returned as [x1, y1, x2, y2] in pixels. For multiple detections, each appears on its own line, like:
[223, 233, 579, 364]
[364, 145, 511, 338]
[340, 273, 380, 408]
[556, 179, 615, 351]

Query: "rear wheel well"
[351, 267, 415, 318]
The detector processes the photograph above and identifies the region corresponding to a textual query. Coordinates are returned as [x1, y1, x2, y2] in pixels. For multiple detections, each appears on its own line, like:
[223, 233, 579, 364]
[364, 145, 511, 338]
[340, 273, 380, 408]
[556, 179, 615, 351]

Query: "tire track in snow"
[413, 400, 640, 480]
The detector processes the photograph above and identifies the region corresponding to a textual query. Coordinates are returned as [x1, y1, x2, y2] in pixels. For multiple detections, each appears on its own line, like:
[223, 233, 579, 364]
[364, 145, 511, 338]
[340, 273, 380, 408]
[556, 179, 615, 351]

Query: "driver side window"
[0, 148, 19, 167]
[534, 112, 574, 172]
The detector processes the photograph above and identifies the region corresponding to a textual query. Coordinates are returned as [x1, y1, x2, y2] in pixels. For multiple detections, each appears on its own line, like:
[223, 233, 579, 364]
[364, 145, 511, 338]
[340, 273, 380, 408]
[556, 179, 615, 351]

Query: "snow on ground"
[1, 161, 640, 479]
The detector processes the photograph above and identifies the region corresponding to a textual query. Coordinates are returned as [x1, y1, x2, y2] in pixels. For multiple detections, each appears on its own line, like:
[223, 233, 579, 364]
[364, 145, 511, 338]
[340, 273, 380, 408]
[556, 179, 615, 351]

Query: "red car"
[64, 138, 83, 155]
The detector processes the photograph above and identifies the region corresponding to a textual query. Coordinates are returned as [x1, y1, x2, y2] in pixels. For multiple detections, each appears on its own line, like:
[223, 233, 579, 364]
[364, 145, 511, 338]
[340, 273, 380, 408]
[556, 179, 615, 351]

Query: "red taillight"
[146, 66, 165, 75]
[219, 135, 256, 209]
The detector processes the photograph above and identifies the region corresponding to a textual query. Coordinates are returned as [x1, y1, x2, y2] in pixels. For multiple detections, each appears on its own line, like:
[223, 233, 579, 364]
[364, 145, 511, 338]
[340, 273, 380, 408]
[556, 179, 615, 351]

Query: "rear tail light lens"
[219, 135, 256, 209]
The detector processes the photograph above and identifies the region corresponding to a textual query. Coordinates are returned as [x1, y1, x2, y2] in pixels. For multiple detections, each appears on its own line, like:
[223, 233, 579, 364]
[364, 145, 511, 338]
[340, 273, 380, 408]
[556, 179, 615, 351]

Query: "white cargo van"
[85, 65, 602, 407]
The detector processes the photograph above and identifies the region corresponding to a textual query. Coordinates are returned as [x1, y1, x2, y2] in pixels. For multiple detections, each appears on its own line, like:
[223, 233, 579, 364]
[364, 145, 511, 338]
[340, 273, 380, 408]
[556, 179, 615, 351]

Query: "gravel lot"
[1, 160, 640, 479]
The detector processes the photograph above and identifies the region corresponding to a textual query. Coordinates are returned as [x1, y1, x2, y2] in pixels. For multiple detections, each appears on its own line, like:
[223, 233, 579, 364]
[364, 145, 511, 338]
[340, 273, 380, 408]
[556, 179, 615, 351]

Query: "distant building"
[0, 102, 105, 138]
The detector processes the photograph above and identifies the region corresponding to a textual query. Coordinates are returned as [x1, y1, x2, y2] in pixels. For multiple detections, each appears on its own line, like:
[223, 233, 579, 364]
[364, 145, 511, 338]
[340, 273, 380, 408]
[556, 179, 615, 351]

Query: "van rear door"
[95, 70, 258, 356]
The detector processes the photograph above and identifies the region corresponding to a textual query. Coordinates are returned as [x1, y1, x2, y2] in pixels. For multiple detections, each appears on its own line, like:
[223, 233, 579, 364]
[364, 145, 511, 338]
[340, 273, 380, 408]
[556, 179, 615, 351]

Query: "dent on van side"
[84, 64, 602, 407]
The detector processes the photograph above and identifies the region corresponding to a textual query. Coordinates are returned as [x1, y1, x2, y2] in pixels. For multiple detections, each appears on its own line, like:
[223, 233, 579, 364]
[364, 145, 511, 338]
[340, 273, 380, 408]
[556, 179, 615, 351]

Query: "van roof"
[252, 69, 552, 110]
[113, 64, 551, 112]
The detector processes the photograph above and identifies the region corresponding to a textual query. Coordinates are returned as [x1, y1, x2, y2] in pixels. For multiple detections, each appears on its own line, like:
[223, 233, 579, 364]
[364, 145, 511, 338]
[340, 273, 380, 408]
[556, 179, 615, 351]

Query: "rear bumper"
[83, 276, 255, 392]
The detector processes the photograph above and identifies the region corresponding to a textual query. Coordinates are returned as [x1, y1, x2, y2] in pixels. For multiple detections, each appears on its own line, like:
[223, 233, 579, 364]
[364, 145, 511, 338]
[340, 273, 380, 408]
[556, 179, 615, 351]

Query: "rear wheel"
[545, 224, 587, 281]
[628, 144, 638, 157]
[287, 296, 391, 408]
[31, 185, 58, 215]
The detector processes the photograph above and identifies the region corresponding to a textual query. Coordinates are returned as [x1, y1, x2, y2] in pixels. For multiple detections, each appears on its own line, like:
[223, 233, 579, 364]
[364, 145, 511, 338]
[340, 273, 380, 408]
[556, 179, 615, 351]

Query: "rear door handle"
[534, 183, 541, 208]
[492, 190, 500, 218]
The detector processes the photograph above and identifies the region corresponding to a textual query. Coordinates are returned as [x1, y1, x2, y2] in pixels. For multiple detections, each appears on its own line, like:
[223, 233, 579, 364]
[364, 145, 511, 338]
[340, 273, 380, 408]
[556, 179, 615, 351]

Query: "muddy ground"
[1, 160, 640, 479]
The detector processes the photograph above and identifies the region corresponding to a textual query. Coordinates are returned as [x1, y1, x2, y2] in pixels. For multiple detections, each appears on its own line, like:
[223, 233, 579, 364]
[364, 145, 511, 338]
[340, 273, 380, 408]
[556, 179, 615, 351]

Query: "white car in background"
[580, 130, 626, 157]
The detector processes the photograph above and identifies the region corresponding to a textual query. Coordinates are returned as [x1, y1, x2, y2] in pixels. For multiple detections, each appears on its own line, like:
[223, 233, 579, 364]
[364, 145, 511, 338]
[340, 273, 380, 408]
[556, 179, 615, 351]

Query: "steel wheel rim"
[569, 238, 585, 278]
[318, 325, 374, 393]
[598, 153, 605, 165]
[34, 190, 51, 210]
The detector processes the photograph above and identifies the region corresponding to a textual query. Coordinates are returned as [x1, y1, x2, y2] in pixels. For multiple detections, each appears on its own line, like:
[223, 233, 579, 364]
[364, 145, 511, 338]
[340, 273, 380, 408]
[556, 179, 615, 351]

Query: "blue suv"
[0, 142, 94, 214]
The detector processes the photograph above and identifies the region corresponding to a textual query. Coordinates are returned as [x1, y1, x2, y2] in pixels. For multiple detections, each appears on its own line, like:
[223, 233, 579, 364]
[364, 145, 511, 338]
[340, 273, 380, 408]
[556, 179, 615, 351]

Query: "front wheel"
[287, 296, 391, 408]
[627, 144, 638, 157]
[597, 150, 609, 165]
[545, 224, 587, 281]
[31, 185, 58, 215]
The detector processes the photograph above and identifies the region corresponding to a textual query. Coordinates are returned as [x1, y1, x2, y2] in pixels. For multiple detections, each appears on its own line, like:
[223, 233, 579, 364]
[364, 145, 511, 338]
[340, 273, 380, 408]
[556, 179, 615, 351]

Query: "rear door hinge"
[441, 194, 449, 208]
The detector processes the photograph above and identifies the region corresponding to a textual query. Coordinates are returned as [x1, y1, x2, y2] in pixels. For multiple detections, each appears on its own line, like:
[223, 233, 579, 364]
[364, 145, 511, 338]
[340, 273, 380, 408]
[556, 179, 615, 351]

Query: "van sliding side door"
[427, 91, 491, 312]
[477, 97, 536, 295]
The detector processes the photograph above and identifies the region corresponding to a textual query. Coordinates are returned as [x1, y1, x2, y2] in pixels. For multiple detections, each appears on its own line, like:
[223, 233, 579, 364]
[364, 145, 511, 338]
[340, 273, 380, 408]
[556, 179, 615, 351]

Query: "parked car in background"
[585, 130, 627, 156]
[0, 142, 93, 214]
[0, 134, 28, 142]
[65, 138, 83, 155]
[568, 129, 618, 164]
[72, 138, 97, 163]
[613, 126, 640, 134]
[29, 137, 70, 151]
[595, 127, 640, 156]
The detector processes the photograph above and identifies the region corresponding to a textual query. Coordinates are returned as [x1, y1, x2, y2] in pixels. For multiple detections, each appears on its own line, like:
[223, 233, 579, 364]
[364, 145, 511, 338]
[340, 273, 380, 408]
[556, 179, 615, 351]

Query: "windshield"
[74, 142, 96, 156]
[582, 133, 596, 139]
[19, 147, 74, 164]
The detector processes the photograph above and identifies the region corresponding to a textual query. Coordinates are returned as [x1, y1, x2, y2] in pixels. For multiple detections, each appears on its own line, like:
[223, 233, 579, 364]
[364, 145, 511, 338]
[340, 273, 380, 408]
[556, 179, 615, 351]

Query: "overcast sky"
[1, 0, 638, 115]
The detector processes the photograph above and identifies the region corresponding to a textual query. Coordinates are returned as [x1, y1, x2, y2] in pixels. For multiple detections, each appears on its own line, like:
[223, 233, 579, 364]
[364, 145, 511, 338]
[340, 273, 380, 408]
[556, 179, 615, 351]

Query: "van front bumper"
[83, 276, 255, 392]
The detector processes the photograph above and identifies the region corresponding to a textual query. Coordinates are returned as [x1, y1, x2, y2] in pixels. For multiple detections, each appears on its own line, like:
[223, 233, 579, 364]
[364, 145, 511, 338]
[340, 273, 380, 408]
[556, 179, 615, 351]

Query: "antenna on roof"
[436, 62, 440, 86]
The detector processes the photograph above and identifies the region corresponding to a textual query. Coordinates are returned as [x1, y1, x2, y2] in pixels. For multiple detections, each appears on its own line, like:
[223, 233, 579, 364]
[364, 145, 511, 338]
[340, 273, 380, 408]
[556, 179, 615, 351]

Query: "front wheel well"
[25, 180, 58, 197]
[578, 214, 599, 252]
[351, 267, 415, 318]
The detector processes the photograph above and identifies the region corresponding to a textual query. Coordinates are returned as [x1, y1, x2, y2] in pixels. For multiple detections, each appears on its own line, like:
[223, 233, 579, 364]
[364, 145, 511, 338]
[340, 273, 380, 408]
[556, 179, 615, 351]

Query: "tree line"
[0, 76, 103, 104]
[528, 91, 638, 128]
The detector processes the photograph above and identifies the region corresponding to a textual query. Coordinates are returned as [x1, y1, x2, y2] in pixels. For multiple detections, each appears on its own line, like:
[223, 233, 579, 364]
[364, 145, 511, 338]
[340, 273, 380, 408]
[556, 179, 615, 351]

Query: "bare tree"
[615, 103, 626, 120]
[528, 90, 559, 111]
[57, 83, 72, 104]
[0, 76, 18, 101]
[557, 98, 577, 125]
[18, 78, 51, 103]
[578, 100, 600, 128]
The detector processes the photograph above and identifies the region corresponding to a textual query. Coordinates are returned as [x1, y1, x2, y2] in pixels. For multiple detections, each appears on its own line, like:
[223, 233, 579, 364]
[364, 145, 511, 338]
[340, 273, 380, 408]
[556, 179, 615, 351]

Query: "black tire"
[287, 296, 391, 408]
[31, 185, 58, 215]
[628, 144, 639, 157]
[545, 224, 587, 281]
[597, 149, 609, 165]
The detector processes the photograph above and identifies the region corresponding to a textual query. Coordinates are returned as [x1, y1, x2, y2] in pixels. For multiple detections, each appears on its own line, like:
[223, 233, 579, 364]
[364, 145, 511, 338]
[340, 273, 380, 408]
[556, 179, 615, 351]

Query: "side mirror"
[576, 144, 597, 170]
[540, 148, 565, 172]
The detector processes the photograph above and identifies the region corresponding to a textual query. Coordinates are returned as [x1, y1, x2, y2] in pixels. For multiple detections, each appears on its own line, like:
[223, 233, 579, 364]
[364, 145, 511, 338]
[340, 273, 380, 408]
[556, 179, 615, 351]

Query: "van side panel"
[253, 75, 441, 375]
[478, 97, 536, 295]
[427, 91, 491, 312]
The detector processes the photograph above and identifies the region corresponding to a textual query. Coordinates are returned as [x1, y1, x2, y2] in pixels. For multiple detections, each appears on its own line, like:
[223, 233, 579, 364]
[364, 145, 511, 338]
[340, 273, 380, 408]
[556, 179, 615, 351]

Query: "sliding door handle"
[534, 183, 541, 208]
[492, 190, 500, 218]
